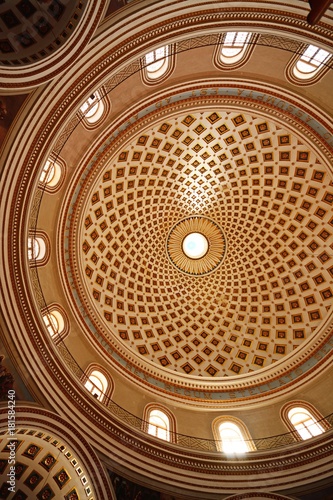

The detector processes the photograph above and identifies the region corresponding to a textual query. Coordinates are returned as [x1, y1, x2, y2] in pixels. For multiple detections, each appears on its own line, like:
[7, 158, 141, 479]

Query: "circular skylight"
[182, 232, 208, 259]
[166, 216, 226, 276]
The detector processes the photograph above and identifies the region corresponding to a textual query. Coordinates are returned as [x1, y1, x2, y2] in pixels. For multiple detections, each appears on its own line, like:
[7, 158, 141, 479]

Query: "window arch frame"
[28, 230, 50, 267]
[281, 401, 330, 441]
[285, 43, 332, 86]
[82, 363, 113, 404]
[141, 44, 176, 86]
[38, 154, 66, 194]
[41, 304, 69, 345]
[213, 32, 257, 70]
[142, 403, 177, 443]
[78, 87, 110, 130]
[212, 416, 256, 453]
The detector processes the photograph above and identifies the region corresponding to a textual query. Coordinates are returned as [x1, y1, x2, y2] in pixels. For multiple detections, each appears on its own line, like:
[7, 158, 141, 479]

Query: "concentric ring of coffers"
[61, 106, 333, 385]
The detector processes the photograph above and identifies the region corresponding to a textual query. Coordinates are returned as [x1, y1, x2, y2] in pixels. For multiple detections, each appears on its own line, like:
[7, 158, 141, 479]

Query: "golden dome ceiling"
[64, 109, 333, 379]
[1, 1, 333, 497]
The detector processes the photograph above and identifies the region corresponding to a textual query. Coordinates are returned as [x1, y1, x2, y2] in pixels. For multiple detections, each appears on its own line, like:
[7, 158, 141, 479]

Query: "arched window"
[39, 155, 65, 193]
[80, 91, 104, 122]
[42, 305, 68, 344]
[294, 45, 330, 79]
[288, 407, 324, 439]
[84, 371, 108, 401]
[82, 364, 113, 403]
[43, 311, 64, 337]
[212, 416, 255, 453]
[148, 409, 170, 440]
[141, 45, 175, 85]
[214, 32, 256, 70]
[79, 88, 110, 129]
[286, 44, 331, 85]
[145, 46, 169, 74]
[218, 421, 248, 453]
[281, 401, 330, 441]
[28, 231, 49, 266]
[143, 404, 177, 442]
[221, 32, 251, 61]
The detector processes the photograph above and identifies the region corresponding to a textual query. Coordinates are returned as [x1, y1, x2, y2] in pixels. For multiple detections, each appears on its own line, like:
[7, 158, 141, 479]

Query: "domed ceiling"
[64, 108, 333, 380]
[0, 0, 86, 66]
[2, 1, 333, 496]
[0, 427, 95, 499]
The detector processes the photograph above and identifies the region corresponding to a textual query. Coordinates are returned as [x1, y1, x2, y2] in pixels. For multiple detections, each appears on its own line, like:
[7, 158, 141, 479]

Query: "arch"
[41, 304, 69, 345]
[82, 364, 113, 403]
[143, 404, 177, 443]
[281, 401, 330, 441]
[141, 44, 176, 85]
[212, 416, 255, 453]
[39, 155, 66, 193]
[286, 44, 332, 85]
[214, 32, 257, 70]
[27, 231, 50, 267]
[79, 88, 110, 130]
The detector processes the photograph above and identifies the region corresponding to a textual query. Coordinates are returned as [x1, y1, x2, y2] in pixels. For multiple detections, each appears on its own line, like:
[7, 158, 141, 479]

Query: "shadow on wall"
[109, 471, 179, 500]
[0, 94, 27, 148]
[0, 338, 34, 402]
[0, 354, 14, 401]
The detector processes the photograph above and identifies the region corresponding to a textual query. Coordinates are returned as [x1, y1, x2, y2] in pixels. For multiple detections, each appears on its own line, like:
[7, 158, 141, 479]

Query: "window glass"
[288, 407, 324, 439]
[40, 160, 55, 184]
[221, 32, 251, 61]
[145, 46, 169, 75]
[147, 409, 170, 441]
[294, 45, 331, 79]
[39, 159, 62, 187]
[28, 237, 46, 261]
[85, 370, 108, 401]
[218, 421, 249, 453]
[43, 311, 65, 337]
[80, 91, 105, 123]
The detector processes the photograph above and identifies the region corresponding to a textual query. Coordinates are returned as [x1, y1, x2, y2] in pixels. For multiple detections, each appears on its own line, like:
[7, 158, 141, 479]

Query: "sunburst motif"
[166, 216, 226, 275]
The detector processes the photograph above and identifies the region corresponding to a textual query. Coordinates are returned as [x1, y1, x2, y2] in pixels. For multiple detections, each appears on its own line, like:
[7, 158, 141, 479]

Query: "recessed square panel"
[17, 0, 37, 18]
[53, 468, 71, 489]
[39, 453, 58, 471]
[34, 17, 53, 37]
[0, 10, 20, 28]
[22, 443, 41, 460]
[15, 30, 36, 48]
[64, 488, 79, 500]
[24, 470, 43, 491]
[37, 484, 55, 500]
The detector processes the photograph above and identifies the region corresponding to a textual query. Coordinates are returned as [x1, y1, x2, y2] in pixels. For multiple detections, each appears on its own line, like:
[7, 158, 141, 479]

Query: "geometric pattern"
[0, 428, 94, 500]
[78, 110, 333, 377]
[0, 1, 82, 66]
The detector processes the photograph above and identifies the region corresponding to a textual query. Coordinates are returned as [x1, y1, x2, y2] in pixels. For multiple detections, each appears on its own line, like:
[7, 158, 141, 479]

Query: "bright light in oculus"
[182, 233, 208, 259]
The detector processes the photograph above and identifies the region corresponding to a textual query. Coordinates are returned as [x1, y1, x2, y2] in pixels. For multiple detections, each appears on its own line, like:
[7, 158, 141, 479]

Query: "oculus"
[182, 232, 209, 259]
[167, 216, 226, 276]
